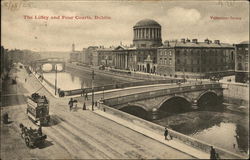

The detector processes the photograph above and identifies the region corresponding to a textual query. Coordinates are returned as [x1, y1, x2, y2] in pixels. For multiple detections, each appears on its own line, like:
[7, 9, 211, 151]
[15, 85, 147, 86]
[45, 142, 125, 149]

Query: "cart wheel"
[25, 137, 32, 148]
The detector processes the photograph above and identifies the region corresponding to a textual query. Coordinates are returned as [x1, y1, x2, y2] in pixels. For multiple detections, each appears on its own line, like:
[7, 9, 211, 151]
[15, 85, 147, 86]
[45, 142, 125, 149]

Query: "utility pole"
[102, 86, 104, 99]
[91, 69, 95, 111]
[55, 65, 57, 95]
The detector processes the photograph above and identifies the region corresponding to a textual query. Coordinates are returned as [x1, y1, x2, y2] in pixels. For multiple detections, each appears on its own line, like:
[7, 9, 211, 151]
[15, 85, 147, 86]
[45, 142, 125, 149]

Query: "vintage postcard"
[1, 0, 249, 159]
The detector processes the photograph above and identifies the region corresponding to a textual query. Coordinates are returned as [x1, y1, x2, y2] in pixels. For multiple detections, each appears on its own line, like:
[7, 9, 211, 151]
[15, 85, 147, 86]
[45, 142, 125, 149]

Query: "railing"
[58, 79, 185, 97]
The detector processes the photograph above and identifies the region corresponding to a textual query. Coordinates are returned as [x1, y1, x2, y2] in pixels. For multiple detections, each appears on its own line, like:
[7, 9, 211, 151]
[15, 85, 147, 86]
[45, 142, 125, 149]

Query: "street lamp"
[102, 86, 104, 99]
[91, 70, 95, 111]
[55, 65, 57, 95]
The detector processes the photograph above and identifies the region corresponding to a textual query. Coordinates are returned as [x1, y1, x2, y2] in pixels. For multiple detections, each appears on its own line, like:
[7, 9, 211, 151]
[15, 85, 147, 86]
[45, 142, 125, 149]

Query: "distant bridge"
[31, 58, 66, 72]
[103, 83, 223, 118]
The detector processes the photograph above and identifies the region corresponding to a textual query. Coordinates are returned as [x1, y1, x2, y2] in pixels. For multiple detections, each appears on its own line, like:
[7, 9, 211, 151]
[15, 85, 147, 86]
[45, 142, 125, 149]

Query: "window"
[177, 59, 180, 64]
[169, 51, 172, 56]
[141, 44, 146, 47]
[176, 50, 180, 56]
[184, 59, 187, 64]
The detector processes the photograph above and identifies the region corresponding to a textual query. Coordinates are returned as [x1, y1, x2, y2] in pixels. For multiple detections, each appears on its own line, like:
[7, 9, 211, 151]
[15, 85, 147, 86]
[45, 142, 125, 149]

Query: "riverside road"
[1, 66, 195, 159]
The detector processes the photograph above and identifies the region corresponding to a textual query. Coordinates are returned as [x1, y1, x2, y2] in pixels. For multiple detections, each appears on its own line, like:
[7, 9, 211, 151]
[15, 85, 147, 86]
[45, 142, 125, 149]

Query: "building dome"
[133, 19, 162, 48]
[134, 19, 161, 28]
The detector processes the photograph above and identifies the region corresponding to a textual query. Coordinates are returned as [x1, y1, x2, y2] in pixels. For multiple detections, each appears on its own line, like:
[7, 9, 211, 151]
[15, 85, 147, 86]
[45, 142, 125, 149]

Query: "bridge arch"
[33, 58, 65, 73]
[158, 95, 192, 114]
[197, 90, 221, 109]
[119, 104, 149, 120]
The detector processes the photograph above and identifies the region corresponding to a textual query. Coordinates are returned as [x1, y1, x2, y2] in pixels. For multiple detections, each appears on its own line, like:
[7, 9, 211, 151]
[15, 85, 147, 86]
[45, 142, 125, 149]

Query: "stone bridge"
[31, 58, 66, 73]
[103, 83, 223, 116]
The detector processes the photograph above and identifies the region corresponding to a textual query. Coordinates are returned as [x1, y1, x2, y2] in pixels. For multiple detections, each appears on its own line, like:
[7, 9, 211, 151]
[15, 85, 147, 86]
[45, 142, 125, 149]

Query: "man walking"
[68, 98, 74, 111]
[83, 102, 86, 110]
[164, 128, 169, 140]
[81, 89, 84, 97]
[210, 146, 216, 159]
[85, 92, 88, 100]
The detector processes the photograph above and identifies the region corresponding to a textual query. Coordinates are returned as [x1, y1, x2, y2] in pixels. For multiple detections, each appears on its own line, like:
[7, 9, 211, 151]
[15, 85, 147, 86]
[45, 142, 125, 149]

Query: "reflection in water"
[42, 71, 131, 90]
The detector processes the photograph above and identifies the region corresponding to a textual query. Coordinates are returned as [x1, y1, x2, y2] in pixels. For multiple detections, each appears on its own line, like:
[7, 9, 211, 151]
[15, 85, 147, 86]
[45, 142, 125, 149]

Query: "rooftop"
[134, 19, 161, 28]
[161, 39, 234, 48]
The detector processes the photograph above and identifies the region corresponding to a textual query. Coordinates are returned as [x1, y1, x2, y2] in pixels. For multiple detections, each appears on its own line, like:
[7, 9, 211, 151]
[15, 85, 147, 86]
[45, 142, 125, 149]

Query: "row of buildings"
[70, 19, 249, 82]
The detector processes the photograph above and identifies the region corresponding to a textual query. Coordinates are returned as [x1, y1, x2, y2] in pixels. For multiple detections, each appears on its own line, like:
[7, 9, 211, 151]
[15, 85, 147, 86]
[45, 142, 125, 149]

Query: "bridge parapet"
[103, 83, 223, 108]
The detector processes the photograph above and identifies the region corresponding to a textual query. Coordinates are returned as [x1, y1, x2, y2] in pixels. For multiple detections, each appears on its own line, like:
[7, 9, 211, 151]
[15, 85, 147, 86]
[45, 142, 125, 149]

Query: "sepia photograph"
[1, 0, 249, 159]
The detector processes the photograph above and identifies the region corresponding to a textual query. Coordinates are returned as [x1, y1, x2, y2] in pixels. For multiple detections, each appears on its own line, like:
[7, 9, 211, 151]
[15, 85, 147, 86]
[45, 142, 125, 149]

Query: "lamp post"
[55, 65, 57, 95]
[91, 69, 95, 111]
[102, 86, 104, 99]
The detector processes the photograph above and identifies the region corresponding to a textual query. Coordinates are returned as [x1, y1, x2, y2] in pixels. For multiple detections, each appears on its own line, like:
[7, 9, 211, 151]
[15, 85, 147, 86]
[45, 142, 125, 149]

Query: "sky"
[1, 0, 249, 51]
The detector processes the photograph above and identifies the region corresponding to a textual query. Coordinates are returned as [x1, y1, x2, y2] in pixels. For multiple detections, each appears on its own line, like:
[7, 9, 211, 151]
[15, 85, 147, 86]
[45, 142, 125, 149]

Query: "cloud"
[166, 7, 201, 25]
[1, 1, 249, 51]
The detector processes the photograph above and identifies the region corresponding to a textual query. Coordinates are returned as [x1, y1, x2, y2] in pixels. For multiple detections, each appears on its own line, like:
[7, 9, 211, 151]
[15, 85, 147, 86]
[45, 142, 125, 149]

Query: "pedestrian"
[68, 98, 74, 111]
[81, 89, 84, 97]
[95, 101, 97, 107]
[210, 146, 216, 159]
[25, 78, 27, 83]
[85, 92, 88, 100]
[83, 102, 86, 110]
[164, 128, 169, 140]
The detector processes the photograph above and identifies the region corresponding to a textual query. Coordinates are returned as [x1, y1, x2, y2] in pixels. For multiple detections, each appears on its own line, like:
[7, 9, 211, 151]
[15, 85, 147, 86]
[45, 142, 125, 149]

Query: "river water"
[42, 71, 131, 90]
[152, 107, 248, 155]
[42, 71, 248, 156]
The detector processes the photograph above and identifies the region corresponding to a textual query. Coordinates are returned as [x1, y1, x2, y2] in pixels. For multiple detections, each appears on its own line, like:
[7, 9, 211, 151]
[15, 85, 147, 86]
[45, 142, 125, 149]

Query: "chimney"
[204, 39, 209, 44]
[186, 38, 190, 42]
[214, 40, 220, 44]
[192, 39, 198, 43]
[181, 38, 186, 43]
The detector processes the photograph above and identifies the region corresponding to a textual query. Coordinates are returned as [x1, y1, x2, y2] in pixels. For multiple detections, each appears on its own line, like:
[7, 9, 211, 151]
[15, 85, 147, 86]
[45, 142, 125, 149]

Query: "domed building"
[133, 19, 162, 48]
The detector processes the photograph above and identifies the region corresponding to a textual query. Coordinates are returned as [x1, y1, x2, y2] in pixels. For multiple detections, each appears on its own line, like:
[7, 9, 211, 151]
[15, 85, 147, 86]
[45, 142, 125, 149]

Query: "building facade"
[235, 41, 249, 83]
[157, 39, 235, 78]
[72, 19, 237, 79]
[96, 19, 161, 73]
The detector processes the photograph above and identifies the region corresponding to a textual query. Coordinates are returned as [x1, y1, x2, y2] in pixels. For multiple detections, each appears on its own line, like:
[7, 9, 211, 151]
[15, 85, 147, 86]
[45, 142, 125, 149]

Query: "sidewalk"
[92, 107, 209, 159]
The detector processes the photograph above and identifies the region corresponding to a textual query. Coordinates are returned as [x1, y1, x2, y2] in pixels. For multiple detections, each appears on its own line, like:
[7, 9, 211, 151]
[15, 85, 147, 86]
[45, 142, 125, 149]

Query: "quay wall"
[221, 82, 249, 106]
[99, 104, 246, 159]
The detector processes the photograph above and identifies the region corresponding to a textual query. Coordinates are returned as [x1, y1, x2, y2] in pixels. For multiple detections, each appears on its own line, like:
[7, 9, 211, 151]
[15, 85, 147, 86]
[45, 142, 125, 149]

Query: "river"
[152, 106, 248, 156]
[42, 71, 132, 90]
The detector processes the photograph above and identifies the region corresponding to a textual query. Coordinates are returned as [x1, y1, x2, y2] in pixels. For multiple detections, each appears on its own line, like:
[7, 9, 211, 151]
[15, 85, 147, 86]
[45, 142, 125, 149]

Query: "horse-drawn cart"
[19, 123, 47, 148]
